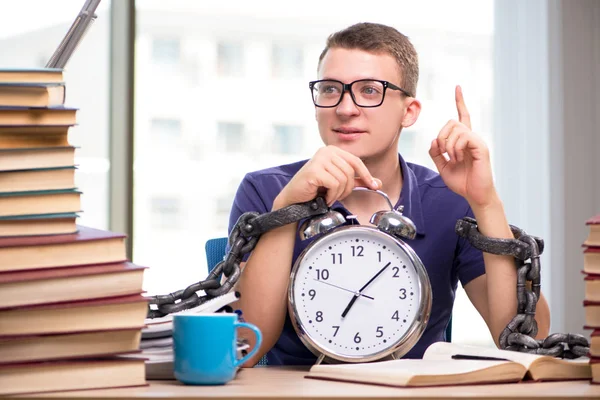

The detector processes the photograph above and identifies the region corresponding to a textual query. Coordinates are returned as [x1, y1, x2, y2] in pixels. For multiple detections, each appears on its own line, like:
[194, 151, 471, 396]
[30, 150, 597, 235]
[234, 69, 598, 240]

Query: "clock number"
[399, 288, 407, 300]
[351, 245, 364, 257]
[392, 266, 400, 277]
[376, 326, 384, 337]
[308, 289, 316, 300]
[354, 332, 362, 343]
[315, 311, 323, 322]
[331, 253, 342, 264]
[377, 251, 382, 262]
[316, 269, 329, 280]
[392, 310, 400, 321]
[332, 325, 340, 337]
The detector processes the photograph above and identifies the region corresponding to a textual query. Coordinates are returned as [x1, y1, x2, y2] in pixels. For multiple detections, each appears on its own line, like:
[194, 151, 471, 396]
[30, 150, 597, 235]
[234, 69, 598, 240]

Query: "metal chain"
[456, 216, 590, 358]
[146, 197, 329, 318]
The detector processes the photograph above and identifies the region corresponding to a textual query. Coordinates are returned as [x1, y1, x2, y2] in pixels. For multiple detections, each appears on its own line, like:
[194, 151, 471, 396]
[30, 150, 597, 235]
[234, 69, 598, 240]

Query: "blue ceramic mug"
[172, 313, 262, 385]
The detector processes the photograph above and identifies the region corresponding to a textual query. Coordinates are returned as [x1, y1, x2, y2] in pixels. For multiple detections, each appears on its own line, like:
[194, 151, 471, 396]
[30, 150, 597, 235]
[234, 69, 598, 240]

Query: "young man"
[228, 22, 550, 366]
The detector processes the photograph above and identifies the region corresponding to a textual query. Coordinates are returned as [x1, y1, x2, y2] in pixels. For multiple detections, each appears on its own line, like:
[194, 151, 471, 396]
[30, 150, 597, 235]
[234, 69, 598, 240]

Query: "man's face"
[316, 48, 408, 160]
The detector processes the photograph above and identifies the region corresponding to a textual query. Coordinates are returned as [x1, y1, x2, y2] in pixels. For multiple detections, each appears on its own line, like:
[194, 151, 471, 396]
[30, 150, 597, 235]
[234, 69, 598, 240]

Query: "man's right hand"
[273, 146, 381, 210]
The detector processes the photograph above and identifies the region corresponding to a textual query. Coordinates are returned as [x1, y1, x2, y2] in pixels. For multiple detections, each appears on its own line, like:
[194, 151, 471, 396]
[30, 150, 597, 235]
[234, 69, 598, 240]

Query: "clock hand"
[341, 262, 391, 318]
[341, 295, 359, 318]
[358, 261, 392, 292]
[312, 279, 375, 300]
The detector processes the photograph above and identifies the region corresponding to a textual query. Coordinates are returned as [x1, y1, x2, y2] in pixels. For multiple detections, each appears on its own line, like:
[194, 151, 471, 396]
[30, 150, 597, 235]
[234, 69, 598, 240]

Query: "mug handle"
[234, 321, 263, 367]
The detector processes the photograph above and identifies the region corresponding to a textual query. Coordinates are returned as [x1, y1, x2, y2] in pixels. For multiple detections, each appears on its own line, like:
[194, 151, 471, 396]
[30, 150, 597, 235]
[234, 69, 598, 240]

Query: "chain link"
[146, 197, 329, 318]
[456, 216, 589, 358]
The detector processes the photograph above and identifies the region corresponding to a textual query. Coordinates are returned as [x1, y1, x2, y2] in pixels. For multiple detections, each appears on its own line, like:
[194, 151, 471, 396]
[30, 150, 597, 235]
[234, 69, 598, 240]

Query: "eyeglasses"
[309, 79, 412, 108]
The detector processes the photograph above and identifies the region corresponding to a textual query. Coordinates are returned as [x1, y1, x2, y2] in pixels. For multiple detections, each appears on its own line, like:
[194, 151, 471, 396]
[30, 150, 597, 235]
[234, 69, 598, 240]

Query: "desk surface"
[17, 366, 600, 400]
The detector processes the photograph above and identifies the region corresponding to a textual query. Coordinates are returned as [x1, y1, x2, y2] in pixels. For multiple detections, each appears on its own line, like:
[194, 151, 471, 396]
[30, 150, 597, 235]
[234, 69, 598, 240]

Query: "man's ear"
[401, 98, 421, 128]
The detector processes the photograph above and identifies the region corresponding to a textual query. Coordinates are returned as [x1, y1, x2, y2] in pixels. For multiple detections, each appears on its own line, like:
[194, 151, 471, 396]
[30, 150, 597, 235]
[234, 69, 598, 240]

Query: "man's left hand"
[429, 85, 498, 208]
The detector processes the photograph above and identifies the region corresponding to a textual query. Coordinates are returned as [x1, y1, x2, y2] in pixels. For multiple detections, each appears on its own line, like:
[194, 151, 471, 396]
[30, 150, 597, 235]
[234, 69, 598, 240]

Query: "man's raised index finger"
[455, 85, 471, 130]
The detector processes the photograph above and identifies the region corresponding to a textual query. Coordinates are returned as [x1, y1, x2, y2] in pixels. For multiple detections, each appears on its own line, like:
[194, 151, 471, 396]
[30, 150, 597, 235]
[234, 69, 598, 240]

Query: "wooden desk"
[15, 366, 600, 400]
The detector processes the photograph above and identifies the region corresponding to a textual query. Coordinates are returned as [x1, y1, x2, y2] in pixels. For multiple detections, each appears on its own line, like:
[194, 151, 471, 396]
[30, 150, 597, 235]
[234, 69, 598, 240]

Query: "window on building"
[152, 37, 181, 64]
[272, 44, 303, 78]
[273, 124, 303, 154]
[150, 196, 182, 229]
[150, 118, 182, 140]
[217, 122, 245, 152]
[217, 42, 243, 77]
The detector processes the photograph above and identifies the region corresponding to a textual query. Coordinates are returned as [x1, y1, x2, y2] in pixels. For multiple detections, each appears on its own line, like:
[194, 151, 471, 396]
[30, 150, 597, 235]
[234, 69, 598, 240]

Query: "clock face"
[289, 225, 430, 362]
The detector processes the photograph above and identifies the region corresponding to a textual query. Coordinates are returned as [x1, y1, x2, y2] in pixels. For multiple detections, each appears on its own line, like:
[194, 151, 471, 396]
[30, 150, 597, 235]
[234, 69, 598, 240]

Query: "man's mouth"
[333, 127, 365, 134]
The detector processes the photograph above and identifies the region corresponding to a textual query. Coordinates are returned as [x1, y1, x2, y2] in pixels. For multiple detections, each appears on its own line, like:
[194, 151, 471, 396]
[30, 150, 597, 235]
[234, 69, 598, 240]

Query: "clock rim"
[287, 225, 432, 364]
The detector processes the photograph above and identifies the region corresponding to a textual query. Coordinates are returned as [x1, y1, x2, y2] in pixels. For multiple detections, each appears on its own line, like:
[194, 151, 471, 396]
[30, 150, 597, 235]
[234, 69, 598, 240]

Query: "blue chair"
[204, 237, 452, 364]
[205, 237, 228, 275]
[205, 237, 269, 366]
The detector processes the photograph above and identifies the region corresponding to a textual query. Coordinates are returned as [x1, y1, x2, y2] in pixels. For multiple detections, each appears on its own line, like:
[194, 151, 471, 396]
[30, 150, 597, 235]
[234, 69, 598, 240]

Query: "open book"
[306, 341, 591, 387]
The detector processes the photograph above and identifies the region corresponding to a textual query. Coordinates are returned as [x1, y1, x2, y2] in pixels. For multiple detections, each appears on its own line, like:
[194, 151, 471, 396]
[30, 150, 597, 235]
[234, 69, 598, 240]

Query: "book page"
[423, 341, 543, 369]
[308, 359, 525, 387]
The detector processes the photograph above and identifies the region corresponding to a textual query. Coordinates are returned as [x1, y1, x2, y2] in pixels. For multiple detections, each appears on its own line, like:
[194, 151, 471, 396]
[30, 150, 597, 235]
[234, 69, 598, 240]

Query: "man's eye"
[320, 85, 340, 94]
[361, 86, 380, 95]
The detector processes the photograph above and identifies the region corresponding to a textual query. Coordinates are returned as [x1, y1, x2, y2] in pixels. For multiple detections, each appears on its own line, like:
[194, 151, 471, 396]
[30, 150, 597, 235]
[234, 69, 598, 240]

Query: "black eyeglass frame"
[308, 79, 412, 108]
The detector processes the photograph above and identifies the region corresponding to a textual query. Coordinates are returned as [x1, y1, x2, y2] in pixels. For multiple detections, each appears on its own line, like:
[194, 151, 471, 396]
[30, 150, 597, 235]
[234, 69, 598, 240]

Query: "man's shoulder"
[245, 159, 308, 182]
[233, 159, 309, 212]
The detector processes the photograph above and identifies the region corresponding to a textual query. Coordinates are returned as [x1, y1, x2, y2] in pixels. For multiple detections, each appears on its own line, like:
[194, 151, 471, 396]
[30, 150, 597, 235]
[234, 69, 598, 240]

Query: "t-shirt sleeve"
[226, 174, 271, 260]
[228, 174, 270, 233]
[453, 206, 486, 286]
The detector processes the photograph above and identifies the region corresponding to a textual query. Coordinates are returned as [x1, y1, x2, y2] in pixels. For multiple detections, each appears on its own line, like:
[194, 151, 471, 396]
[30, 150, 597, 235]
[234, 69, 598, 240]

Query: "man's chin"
[339, 144, 373, 160]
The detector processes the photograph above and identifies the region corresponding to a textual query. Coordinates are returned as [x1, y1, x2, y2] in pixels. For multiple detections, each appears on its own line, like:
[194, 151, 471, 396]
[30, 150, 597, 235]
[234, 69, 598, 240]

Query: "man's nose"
[336, 91, 360, 116]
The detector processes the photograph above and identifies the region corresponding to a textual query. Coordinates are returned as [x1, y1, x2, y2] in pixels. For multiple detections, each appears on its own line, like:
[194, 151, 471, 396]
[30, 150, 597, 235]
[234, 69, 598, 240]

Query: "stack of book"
[583, 214, 600, 383]
[0, 68, 147, 396]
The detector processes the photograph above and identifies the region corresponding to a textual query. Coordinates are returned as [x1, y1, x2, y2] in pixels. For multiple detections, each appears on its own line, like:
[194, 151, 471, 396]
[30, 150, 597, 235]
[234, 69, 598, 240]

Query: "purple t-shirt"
[228, 154, 484, 365]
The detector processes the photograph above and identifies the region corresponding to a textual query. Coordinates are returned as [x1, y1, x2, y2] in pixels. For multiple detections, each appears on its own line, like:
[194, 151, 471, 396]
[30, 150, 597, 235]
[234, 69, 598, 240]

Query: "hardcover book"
[0, 224, 126, 272]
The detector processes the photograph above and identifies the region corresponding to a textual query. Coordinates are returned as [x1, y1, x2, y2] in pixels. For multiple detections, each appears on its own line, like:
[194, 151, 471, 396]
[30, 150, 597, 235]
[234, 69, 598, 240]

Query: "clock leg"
[315, 354, 326, 366]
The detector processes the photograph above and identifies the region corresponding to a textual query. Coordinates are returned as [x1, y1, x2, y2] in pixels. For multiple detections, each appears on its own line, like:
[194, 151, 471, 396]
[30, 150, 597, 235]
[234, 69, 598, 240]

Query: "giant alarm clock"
[288, 188, 432, 364]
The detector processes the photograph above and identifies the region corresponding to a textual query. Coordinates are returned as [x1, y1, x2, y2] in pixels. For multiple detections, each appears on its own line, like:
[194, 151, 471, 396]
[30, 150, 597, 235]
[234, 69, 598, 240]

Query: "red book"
[0, 357, 147, 396]
[587, 215, 600, 225]
[585, 274, 600, 303]
[0, 261, 146, 309]
[584, 300, 600, 328]
[0, 328, 142, 364]
[0, 225, 127, 272]
[584, 247, 600, 275]
[0, 294, 148, 336]
[585, 214, 600, 247]
[591, 356, 600, 384]
[590, 329, 600, 358]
